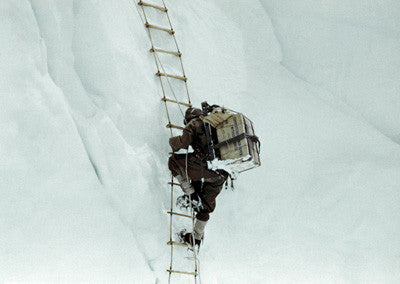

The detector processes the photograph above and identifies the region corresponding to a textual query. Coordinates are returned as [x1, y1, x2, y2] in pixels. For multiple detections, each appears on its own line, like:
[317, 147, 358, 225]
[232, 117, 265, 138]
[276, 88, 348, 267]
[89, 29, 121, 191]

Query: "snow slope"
[1, 0, 399, 283]
[261, 0, 400, 143]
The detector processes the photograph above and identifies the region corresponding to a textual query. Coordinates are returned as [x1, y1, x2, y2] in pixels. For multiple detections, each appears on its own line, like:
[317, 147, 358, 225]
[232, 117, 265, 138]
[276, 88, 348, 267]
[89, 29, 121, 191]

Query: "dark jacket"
[169, 117, 207, 155]
[169, 107, 208, 155]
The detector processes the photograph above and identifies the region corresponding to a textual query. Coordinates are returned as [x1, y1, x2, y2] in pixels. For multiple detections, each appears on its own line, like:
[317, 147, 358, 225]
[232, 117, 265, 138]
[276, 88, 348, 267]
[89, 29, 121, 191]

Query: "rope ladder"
[134, 1, 199, 283]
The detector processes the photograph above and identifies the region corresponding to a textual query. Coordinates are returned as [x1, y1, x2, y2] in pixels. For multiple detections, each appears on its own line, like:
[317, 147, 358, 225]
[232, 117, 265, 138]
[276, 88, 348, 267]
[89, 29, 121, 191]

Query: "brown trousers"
[168, 153, 227, 221]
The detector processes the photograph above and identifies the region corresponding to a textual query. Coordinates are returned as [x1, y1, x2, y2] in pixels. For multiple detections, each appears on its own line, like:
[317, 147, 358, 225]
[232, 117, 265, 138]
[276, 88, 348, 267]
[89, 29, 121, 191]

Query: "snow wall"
[1, 0, 399, 283]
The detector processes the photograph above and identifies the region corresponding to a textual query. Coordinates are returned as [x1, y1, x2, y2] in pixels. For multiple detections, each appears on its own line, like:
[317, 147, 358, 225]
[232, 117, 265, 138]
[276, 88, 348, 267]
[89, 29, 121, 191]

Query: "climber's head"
[184, 107, 202, 125]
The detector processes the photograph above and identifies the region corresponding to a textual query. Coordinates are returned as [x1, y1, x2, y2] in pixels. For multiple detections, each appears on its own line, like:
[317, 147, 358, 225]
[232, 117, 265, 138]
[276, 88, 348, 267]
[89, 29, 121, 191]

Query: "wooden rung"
[167, 269, 198, 276]
[156, 71, 187, 82]
[138, 1, 167, 12]
[166, 123, 184, 130]
[150, 48, 181, 57]
[161, 97, 191, 107]
[145, 23, 174, 35]
[167, 241, 188, 247]
[167, 211, 194, 219]
[168, 182, 180, 187]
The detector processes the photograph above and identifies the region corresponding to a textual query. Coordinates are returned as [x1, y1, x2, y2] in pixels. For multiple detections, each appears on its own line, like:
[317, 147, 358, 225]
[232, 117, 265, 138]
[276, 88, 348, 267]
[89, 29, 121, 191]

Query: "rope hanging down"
[134, 1, 200, 283]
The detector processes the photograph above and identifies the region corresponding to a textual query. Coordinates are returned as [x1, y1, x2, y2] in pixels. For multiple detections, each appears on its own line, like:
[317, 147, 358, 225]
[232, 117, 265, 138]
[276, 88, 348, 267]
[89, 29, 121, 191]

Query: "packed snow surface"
[1, 0, 399, 283]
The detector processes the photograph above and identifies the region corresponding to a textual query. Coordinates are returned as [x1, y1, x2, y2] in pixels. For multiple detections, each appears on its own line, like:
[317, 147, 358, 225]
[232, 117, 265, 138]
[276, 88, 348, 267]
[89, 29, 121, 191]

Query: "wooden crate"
[215, 113, 260, 172]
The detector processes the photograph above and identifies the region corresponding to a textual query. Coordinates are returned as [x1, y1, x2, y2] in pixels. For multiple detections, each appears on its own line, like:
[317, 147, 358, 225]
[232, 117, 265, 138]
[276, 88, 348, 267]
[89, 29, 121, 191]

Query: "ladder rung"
[168, 182, 180, 187]
[167, 241, 188, 247]
[166, 123, 184, 130]
[167, 269, 198, 276]
[150, 48, 181, 57]
[161, 97, 191, 107]
[138, 1, 167, 12]
[167, 211, 194, 219]
[156, 71, 187, 82]
[145, 23, 174, 35]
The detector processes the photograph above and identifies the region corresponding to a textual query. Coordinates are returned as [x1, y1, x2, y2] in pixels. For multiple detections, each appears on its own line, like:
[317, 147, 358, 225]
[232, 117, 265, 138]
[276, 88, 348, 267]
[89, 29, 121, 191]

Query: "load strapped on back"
[200, 101, 261, 175]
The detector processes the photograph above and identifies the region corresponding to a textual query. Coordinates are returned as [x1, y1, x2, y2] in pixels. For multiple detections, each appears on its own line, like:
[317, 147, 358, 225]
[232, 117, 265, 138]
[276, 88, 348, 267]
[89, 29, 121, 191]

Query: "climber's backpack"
[200, 102, 261, 173]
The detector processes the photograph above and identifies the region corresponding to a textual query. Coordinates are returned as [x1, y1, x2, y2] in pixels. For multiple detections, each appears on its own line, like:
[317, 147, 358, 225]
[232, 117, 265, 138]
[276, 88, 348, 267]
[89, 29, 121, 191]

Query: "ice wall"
[0, 0, 156, 282]
[1, 0, 399, 283]
[260, 0, 400, 143]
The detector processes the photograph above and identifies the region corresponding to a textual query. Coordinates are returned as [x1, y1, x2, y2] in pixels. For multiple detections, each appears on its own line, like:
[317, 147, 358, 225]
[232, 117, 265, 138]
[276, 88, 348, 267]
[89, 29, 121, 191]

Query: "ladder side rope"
[136, 3, 185, 121]
[186, 147, 200, 281]
[133, 2, 199, 283]
[160, 0, 191, 104]
[137, 3, 187, 118]
[159, 1, 201, 279]
[134, 3, 174, 136]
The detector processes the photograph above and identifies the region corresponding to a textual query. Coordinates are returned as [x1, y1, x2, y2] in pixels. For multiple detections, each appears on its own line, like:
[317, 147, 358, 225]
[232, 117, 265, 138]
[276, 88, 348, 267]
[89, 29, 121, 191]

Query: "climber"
[168, 106, 228, 248]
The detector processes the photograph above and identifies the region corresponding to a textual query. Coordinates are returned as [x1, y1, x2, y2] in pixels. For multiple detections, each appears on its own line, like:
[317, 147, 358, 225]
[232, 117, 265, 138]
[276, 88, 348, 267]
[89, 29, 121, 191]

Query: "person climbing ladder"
[168, 107, 229, 248]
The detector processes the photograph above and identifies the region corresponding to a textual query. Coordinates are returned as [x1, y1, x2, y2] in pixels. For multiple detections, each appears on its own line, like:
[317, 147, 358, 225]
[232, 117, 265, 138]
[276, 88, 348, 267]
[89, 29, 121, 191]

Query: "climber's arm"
[169, 123, 194, 152]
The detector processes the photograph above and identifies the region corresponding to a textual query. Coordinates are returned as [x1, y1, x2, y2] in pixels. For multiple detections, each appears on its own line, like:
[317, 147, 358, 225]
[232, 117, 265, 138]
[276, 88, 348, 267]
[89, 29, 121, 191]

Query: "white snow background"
[0, 0, 399, 283]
